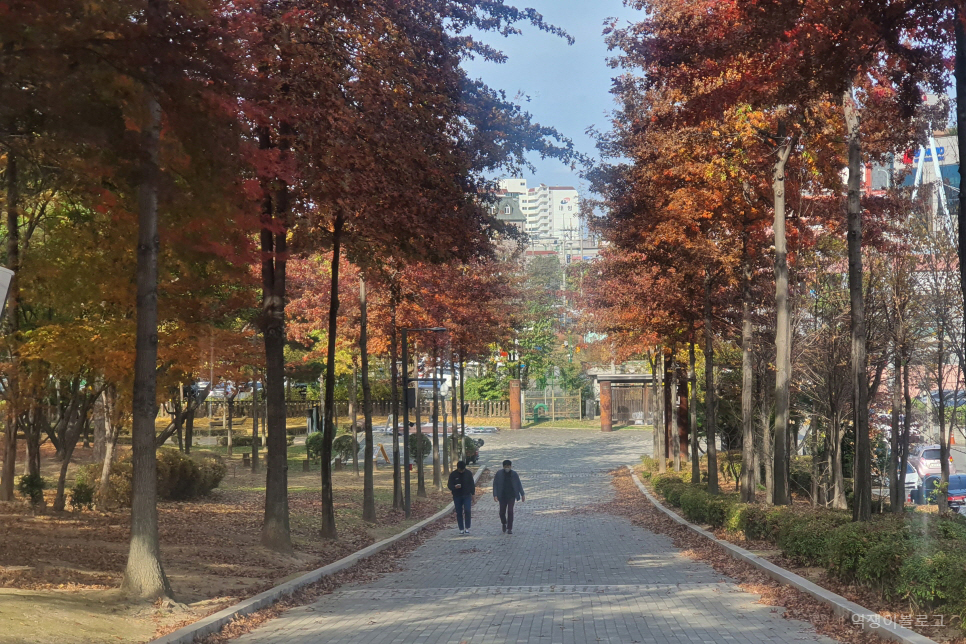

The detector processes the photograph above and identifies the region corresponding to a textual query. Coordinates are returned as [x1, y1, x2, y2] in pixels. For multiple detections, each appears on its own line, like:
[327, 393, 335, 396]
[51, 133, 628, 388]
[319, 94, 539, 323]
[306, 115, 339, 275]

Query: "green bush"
[76, 451, 225, 507]
[640, 455, 659, 474]
[69, 481, 95, 511]
[654, 475, 688, 506]
[409, 432, 432, 460]
[773, 510, 849, 566]
[333, 434, 359, 462]
[896, 547, 966, 616]
[17, 473, 46, 505]
[462, 436, 480, 459]
[679, 486, 708, 524]
[734, 504, 770, 540]
[306, 432, 324, 460]
[705, 495, 734, 529]
[827, 517, 907, 584]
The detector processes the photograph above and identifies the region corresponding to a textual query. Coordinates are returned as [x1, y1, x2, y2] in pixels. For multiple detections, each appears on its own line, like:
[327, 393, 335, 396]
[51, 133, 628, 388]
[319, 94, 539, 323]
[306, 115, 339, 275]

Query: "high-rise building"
[498, 179, 580, 237]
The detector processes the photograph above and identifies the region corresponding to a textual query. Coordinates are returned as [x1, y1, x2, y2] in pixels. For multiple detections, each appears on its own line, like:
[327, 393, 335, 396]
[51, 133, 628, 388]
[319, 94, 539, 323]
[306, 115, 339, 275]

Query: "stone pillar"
[509, 379, 522, 430]
[600, 380, 613, 433]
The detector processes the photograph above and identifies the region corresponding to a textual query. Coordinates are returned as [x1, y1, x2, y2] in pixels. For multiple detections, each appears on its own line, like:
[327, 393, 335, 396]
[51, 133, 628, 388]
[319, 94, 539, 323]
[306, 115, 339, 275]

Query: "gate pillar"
[600, 380, 613, 432]
[509, 379, 522, 430]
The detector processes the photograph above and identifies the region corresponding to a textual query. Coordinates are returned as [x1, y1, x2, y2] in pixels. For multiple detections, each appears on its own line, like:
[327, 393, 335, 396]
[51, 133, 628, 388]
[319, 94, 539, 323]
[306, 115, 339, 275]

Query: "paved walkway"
[236, 429, 838, 644]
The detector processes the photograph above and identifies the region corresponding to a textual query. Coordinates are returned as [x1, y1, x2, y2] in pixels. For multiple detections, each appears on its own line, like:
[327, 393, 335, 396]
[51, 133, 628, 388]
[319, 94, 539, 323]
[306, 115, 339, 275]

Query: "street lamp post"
[401, 326, 445, 518]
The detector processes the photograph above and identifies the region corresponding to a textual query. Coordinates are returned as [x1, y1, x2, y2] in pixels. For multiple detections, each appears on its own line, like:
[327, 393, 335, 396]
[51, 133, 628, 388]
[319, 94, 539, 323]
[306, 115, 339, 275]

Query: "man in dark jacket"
[447, 460, 475, 534]
[492, 459, 525, 534]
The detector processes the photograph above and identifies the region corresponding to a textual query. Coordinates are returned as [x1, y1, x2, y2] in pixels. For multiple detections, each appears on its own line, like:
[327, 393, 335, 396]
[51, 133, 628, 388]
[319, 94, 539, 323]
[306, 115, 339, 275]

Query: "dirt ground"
[0, 439, 454, 644]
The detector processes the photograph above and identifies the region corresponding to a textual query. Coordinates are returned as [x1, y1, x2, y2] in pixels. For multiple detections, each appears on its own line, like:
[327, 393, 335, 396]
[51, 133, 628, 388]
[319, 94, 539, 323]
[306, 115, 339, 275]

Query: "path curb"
[626, 466, 938, 644]
[151, 465, 489, 644]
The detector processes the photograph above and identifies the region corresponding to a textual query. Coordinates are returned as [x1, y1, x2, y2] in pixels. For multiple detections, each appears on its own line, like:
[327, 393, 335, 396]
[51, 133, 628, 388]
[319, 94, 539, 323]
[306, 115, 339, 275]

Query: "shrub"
[827, 517, 908, 584]
[196, 455, 227, 494]
[679, 486, 708, 524]
[69, 481, 95, 511]
[640, 455, 659, 473]
[774, 511, 849, 567]
[17, 473, 46, 505]
[705, 495, 735, 529]
[462, 436, 480, 459]
[77, 451, 225, 507]
[733, 504, 770, 540]
[409, 432, 432, 461]
[306, 432, 324, 460]
[333, 434, 359, 463]
[654, 475, 688, 506]
[896, 547, 966, 616]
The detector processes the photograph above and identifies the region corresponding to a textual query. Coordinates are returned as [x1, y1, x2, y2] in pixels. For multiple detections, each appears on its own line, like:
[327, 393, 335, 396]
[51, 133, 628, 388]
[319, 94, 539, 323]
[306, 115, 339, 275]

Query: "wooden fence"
[190, 398, 512, 423]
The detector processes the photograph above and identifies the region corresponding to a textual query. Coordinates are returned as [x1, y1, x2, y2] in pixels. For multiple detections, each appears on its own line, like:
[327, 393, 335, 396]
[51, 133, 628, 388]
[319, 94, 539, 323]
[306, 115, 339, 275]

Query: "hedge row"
[649, 472, 966, 626]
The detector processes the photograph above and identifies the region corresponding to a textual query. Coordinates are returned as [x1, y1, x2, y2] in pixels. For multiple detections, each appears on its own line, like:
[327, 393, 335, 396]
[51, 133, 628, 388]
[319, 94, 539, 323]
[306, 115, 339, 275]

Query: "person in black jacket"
[492, 459, 525, 534]
[447, 460, 476, 534]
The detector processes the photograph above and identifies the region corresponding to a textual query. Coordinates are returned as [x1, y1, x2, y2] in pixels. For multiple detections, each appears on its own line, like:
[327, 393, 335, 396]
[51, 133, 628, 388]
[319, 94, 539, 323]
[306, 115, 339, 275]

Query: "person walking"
[492, 459, 525, 534]
[447, 460, 475, 534]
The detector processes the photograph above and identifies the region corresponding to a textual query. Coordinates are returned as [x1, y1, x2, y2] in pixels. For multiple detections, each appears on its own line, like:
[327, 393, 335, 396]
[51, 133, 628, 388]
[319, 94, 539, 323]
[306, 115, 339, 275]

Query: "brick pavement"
[235, 429, 839, 644]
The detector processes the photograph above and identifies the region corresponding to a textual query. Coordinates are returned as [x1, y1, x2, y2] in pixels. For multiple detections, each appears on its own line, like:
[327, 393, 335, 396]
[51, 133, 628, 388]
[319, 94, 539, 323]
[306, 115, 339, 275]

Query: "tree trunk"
[259, 124, 293, 553]
[416, 371, 426, 497]
[890, 351, 902, 511]
[689, 339, 699, 484]
[98, 388, 120, 504]
[810, 415, 820, 507]
[450, 357, 458, 466]
[184, 406, 193, 455]
[761, 367, 774, 504]
[251, 383, 259, 473]
[93, 397, 107, 463]
[53, 395, 94, 512]
[24, 407, 40, 478]
[671, 353, 680, 472]
[360, 277, 376, 523]
[937, 323, 949, 514]
[320, 215, 344, 539]
[432, 345, 441, 491]
[844, 91, 871, 522]
[459, 356, 466, 461]
[390, 295, 401, 509]
[1, 151, 19, 502]
[121, 88, 172, 599]
[900, 353, 912, 508]
[831, 413, 847, 509]
[705, 272, 718, 494]
[350, 366, 358, 476]
[226, 397, 235, 457]
[657, 352, 667, 473]
[772, 125, 796, 506]
[740, 252, 756, 501]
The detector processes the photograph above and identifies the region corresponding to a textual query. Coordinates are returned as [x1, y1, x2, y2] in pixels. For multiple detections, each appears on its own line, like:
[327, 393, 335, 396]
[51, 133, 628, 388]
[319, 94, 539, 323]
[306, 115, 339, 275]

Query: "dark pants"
[454, 495, 472, 530]
[499, 497, 516, 530]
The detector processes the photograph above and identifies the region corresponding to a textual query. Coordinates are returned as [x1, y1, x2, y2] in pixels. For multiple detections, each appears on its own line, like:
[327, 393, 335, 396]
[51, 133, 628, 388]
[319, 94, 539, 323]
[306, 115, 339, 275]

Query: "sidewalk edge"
[151, 464, 489, 644]
[625, 466, 937, 644]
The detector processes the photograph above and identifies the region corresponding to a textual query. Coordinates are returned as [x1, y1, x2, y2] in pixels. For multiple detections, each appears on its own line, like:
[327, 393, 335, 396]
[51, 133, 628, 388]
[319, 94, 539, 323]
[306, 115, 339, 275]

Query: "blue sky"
[462, 0, 643, 192]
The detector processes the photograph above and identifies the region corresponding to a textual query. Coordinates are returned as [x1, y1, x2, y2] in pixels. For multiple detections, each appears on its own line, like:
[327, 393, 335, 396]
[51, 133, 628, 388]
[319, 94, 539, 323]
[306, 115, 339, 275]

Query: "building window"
[504, 206, 511, 214]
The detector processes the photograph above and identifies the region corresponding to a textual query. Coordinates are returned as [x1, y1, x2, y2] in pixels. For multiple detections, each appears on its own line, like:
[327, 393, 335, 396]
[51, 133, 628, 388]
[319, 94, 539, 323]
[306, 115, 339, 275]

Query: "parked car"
[915, 474, 966, 513]
[908, 444, 956, 479]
